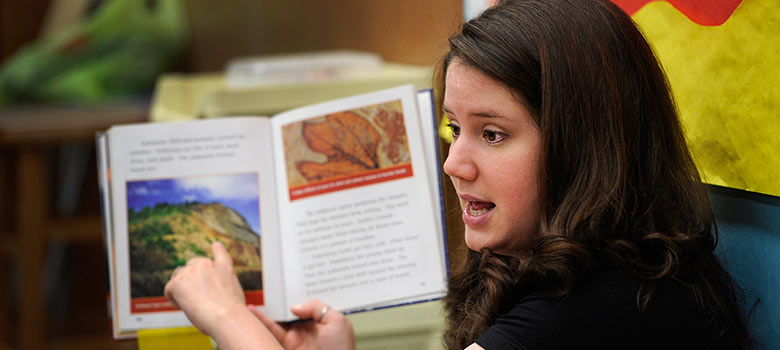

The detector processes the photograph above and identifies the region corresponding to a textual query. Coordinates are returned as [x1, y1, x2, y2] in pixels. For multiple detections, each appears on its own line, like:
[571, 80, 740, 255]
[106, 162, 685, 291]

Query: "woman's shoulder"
[475, 266, 718, 349]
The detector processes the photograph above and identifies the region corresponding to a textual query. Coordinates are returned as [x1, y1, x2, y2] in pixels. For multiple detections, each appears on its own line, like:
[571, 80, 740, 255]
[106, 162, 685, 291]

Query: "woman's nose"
[443, 138, 477, 182]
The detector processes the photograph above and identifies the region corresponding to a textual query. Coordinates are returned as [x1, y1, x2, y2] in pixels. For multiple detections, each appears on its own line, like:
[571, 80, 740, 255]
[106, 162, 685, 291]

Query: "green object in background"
[0, 0, 186, 105]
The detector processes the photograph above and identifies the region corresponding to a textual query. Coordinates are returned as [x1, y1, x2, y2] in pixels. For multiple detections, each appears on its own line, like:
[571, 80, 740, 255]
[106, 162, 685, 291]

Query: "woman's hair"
[437, 0, 751, 348]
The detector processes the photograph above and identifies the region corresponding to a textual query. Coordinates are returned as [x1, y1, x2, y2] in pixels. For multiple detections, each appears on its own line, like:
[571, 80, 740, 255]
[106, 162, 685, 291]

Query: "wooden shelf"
[0, 234, 16, 258]
[50, 215, 104, 244]
[0, 103, 147, 350]
[48, 333, 137, 350]
[0, 214, 103, 259]
[0, 103, 149, 145]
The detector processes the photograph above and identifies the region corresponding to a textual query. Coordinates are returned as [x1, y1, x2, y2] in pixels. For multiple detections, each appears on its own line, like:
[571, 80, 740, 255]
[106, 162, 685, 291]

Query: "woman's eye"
[447, 123, 461, 138]
[482, 129, 507, 144]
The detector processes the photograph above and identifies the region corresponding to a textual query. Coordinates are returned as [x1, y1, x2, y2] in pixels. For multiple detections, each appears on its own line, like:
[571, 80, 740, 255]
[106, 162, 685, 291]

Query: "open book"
[97, 85, 448, 338]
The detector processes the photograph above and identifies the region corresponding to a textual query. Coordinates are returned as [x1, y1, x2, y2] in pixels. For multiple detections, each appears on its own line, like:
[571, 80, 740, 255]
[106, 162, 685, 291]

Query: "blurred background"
[0, 0, 466, 349]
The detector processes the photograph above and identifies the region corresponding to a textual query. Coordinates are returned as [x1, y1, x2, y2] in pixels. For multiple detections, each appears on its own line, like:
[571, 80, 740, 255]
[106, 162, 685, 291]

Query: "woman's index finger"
[211, 241, 234, 268]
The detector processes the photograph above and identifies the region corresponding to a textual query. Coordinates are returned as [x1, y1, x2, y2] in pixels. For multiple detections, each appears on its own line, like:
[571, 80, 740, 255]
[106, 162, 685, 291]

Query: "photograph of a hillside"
[127, 173, 262, 299]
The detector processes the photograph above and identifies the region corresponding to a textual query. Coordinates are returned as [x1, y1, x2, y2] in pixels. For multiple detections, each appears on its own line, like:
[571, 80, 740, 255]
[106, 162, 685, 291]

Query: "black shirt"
[475, 267, 728, 349]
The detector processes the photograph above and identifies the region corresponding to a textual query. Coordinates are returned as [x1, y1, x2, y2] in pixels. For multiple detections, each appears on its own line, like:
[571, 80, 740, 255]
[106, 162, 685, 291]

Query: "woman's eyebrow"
[472, 111, 508, 119]
[442, 106, 508, 120]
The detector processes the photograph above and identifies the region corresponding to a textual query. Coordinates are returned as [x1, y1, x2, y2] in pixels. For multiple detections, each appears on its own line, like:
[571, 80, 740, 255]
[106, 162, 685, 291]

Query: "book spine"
[95, 133, 112, 265]
[96, 132, 135, 339]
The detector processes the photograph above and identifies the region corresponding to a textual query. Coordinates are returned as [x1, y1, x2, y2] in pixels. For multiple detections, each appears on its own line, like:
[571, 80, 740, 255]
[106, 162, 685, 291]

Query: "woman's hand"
[248, 300, 355, 350]
[164, 241, 282, 349]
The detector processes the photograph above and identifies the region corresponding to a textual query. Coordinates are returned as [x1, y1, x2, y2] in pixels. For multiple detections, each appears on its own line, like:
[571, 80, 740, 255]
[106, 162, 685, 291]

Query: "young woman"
[164, 0, 752, 348]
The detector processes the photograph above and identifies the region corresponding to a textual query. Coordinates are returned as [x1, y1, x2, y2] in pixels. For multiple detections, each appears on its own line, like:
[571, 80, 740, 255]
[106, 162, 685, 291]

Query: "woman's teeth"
[468, 206, 489, 216]
[467, 201, 494, 216]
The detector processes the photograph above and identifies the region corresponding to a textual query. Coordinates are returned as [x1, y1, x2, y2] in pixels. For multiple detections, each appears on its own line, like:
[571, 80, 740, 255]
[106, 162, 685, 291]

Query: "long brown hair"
[438, 0, 751, 348]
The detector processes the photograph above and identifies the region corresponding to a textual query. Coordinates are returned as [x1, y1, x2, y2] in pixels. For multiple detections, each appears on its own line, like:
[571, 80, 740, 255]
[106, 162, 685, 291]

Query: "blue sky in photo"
[126, 173, 261, 234]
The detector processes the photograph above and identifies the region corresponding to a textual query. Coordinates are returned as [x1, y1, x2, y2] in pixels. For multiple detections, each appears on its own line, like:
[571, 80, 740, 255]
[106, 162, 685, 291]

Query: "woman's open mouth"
[462, 200, 495, 226]
[467, 200, 495, 216]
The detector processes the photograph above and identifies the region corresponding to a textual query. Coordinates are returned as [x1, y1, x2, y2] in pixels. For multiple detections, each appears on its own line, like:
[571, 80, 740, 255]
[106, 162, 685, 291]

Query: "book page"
[107, 117, 285, 331]
[270, 85, 447, 319]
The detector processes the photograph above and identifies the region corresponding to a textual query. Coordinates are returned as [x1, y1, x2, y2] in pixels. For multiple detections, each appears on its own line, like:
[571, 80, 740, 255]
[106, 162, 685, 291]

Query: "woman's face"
[443, 60, 542, 255]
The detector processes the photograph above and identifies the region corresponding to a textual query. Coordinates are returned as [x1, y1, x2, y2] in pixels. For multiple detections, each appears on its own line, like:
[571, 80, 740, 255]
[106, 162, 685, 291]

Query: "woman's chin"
[464, 231, 530, 257]
[464, 230, 491, 252]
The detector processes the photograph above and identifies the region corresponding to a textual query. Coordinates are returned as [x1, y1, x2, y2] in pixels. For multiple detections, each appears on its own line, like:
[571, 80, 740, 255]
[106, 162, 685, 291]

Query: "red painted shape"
[611, 0, 743, 26]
